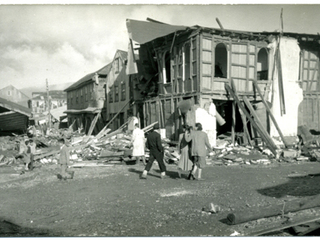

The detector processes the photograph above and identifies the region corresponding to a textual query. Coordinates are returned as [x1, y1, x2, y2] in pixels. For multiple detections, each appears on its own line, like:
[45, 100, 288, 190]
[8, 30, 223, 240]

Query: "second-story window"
[162, 51, 171, 83]
[184, 43, 191, 81]
[109, 86, 113, 103]
[115, 58, 120, 73]
[214, 43, 227, 78]
[85, 86, 88, 102]
[121, 81, 126, 101]
[90, 85, 94, 100]
[115, 85, 119, 102]
[257, 48, 269, 80]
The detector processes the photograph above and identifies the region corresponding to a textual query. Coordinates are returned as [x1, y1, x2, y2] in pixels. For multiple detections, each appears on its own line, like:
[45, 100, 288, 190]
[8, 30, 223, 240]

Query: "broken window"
[115, 85, 119, 102]
[115, 58, 120, 73]
[121, 81, 126, 101]
[214, 43, 227, 78]
[109, 86, 113, 103]
[184, 43, 191, 81]
[162, 51, 171, 83]
[257, 48, 269, 80]
[299, 48, 320, 92]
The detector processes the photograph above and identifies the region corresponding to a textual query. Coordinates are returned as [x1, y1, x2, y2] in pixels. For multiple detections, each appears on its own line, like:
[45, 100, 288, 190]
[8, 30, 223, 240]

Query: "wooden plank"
[276, 40, 286, 115]
[248, 216, 320, 236]
[227, 195, 320, 226]
[87, 112, 100, 136]
[294, 221, 320, 236]
[225, 84, 277, 156]
[246, 42, 249, 92]
[231, 100, 236, 146]
[142, 121, 159, 132]
[243, 96, 278, 151]
[253, 80, 289, 148]
[99, 98, 132, 134]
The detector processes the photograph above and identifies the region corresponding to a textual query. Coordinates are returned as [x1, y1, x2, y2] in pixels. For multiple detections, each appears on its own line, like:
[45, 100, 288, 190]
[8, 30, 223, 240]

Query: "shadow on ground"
[0, 218, 59, 237]
[257, 173, 320, 198]
[128, 168, 180, 179]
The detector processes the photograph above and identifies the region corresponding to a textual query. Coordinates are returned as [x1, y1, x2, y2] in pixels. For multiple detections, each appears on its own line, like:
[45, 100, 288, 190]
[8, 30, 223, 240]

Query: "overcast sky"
[0, 3, 320, 91]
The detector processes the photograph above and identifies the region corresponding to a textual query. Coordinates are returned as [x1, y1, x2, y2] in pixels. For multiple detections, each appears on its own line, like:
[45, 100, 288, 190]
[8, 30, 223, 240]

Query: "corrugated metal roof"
[0, 97, 32, 117]
[128, 19, 320, 46]
[126, 19, 187, 44]
[64, 63, 112, 92]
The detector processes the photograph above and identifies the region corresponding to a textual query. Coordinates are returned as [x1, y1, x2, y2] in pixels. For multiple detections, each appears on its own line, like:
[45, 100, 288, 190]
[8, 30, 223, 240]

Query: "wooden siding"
[300, 49, 320, 92]
[298, 94, 320, 131]
[0, 112, 28, 132]
[298, 48, 320, 131]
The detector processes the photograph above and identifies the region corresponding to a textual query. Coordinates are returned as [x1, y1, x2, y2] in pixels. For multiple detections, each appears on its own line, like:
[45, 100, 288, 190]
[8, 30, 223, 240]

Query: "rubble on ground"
[1, 121, 320, 171]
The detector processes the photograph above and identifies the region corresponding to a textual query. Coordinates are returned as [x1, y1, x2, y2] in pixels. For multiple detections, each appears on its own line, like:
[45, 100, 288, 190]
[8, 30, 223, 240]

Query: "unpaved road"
[1, 160, 320, 237]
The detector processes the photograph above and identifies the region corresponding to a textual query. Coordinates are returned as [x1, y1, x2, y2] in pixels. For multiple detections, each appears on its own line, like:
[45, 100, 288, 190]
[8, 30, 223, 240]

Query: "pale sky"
[0, 2, 320, 91]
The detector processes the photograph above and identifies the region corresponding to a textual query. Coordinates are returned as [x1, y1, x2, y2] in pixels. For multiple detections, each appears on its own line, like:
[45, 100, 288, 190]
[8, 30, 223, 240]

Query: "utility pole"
[46, 79, 51, 128]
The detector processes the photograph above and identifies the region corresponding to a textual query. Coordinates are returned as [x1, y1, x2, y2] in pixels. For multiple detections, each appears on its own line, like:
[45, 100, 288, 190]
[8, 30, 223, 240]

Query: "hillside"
[19, 82, 75, 98]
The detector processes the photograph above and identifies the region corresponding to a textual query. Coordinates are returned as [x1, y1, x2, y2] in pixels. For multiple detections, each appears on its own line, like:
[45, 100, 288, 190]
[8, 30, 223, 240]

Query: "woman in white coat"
[131, 123, 146, 165]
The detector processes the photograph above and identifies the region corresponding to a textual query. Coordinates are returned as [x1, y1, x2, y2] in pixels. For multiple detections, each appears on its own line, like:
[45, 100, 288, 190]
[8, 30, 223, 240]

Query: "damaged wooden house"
[0, 97, 32, 135]
[126, 18, 320, 151]
[105, 49, 135, 131]
[64, 63, 112, 135]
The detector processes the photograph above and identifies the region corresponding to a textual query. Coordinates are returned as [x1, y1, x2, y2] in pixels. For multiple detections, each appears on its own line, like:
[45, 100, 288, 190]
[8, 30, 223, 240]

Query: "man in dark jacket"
[140, 123, 166, 179]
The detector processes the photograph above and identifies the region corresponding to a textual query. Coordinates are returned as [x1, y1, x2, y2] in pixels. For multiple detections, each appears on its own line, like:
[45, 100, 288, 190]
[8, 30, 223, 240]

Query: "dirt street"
[1, 160, 320, 237]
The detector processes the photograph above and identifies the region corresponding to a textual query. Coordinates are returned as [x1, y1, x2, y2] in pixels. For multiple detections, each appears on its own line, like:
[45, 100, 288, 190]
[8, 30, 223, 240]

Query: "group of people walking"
[133, 121, 212, 181]
[177, 123, 212, 180]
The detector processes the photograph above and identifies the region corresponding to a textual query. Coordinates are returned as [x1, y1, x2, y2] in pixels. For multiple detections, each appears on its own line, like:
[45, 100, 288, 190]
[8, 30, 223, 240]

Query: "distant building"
[31, 90, 67, 116]
[64, 63, 112, 135]
[0, 85, 30, 108]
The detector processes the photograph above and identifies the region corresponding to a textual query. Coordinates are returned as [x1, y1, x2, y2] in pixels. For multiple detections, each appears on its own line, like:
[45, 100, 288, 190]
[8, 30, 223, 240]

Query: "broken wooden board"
[292, 221, 320, 236]
[247, 215, 320, 236]
[225, 84, 277, 156]
[70, 162, 115, 168]
[33, 150, 60, 160]
[226, 195, 320, 225]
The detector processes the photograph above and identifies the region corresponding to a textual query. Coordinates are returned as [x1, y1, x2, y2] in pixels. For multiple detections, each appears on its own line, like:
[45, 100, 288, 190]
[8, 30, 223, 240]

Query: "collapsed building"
[126, 18, 320, 151]
[0, 97, 32, 135]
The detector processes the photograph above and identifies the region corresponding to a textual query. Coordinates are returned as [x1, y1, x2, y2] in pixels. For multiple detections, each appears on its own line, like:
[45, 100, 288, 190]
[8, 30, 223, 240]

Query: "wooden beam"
[215, 18, 224, 30]
[225, 84, 277, 156]
[232, 101, 236, 146]
[243, 96, 278, 151]
[227, 195, 320, 226]
[100, 98, 132, 134]
[248, 215, 320, 236]
[253, 79, 289, 148]
[87, 112, 100, 136]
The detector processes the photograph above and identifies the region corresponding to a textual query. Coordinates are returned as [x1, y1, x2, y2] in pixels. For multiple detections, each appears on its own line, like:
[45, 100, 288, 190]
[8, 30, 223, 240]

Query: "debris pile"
[1, 117, 320, 172]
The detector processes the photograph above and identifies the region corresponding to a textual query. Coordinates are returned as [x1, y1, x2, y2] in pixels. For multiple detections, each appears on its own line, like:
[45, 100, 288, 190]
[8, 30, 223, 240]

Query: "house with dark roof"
[126, 18, 320, 145]
[64, 63, 112, 134]
[0, 97, 32, 135]
[0, 85, 30, 108]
